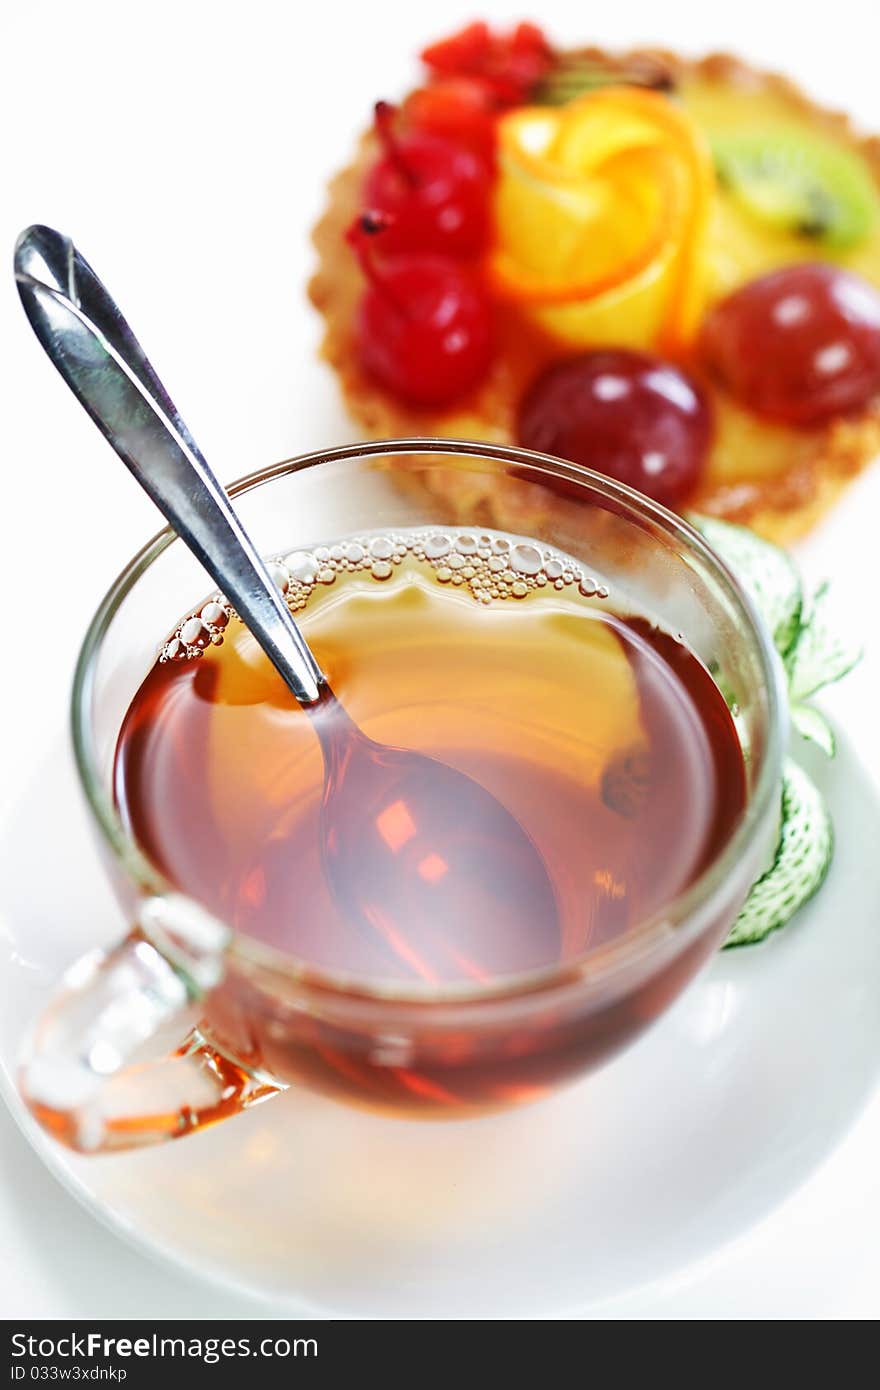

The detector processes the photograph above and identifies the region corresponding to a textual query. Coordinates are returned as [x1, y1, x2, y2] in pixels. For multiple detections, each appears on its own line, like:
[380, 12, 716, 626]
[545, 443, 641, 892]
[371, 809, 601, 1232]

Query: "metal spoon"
[15, 225, 559, 981]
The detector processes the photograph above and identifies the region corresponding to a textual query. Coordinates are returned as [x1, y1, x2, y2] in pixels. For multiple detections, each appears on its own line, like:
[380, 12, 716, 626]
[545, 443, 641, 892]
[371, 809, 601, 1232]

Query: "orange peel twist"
[490, 87, 714, 352]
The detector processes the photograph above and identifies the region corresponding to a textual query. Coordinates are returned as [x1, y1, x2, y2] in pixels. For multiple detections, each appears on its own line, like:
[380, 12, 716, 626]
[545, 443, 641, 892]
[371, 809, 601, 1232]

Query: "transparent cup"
[19, 441, 785, 1152]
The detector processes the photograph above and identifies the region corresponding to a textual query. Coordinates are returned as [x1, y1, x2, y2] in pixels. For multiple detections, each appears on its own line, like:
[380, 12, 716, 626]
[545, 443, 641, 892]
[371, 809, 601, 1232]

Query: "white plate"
[2, 716, 879, 1318]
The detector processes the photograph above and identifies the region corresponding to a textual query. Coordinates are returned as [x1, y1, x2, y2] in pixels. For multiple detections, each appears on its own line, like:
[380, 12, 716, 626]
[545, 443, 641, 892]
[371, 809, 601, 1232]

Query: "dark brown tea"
[116, 525, 745, 975]
[112, 526, 747, 1114]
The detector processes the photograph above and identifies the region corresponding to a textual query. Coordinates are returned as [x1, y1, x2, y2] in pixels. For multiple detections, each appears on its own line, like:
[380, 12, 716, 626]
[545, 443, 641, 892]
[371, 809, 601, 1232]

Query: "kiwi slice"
[711, 126, 879, 248]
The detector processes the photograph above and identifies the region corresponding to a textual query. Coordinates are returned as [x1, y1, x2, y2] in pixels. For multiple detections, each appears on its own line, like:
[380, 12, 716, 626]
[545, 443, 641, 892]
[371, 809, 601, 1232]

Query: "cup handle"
[18, 895, 286, 1153]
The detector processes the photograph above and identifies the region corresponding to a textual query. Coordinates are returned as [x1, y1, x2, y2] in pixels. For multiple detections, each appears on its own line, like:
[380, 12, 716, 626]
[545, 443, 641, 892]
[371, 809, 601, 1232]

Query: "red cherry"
[421, 21, 553, 105]
[517, 350, 712, 507]
[362, 102, 490, 259]
[700, 263, 880, 426]
[347, 214, 493, 407]
[404, 79, 498, 167]
[421, 21, 493, 75]
[492, 22, 556, 102]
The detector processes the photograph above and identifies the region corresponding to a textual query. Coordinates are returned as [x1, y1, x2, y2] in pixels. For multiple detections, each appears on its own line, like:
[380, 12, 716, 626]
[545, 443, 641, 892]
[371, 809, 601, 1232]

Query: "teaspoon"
[14, 225, 559, 982]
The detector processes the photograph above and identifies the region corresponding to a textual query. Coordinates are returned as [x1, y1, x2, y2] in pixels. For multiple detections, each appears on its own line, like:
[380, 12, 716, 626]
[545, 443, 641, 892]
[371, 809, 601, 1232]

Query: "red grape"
[348, 215, 493, 407]
[363, 102, 490, 259]
[700, 263, 880, 426]
[517, 349, 712, 506]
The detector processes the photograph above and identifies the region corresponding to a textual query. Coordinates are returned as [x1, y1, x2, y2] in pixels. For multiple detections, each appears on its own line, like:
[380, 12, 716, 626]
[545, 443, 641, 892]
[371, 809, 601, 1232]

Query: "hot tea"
[14, 223, 777, 1144]
[115, 526, 746, 993]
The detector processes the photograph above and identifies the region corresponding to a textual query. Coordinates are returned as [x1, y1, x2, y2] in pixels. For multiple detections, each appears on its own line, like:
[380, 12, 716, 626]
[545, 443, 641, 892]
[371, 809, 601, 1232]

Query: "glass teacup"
[19, 441, 785, 1152]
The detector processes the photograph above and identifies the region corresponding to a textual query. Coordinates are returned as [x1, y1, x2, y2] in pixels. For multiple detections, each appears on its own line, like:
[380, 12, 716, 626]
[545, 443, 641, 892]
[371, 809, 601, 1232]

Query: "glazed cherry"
[405, 79, 498, 166]
[348, 214, 493, 407]
[421, 21, 554, 105]
[362, 102, 490, 258]
[700, 263, 880, 426]
[517, 349, 712, 506]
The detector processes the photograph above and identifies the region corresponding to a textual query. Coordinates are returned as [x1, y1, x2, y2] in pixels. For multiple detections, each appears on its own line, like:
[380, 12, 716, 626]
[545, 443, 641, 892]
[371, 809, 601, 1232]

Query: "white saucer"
[1, 720, 879, 1318]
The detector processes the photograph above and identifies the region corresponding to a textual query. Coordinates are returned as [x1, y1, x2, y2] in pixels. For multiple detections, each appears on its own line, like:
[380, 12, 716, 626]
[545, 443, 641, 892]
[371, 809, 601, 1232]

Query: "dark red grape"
[517, 349, 712, 506]
[700, 263, 880, 426]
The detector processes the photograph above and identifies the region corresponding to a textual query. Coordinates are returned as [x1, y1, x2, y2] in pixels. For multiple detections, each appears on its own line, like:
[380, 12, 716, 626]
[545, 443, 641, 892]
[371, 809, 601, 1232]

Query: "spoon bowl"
[312, 689, 559, 981]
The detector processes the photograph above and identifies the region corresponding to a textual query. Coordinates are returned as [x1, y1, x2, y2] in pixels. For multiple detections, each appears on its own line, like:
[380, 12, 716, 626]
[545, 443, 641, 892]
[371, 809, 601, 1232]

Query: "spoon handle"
[14, 224, 324, 704]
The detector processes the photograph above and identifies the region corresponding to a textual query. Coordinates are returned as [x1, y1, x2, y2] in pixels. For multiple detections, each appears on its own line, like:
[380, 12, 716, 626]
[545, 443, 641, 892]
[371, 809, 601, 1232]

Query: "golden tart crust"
[309, 50, 880, 543]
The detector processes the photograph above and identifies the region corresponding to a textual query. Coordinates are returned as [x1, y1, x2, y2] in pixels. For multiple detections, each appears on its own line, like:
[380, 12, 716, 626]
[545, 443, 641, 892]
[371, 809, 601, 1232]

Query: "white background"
[1, 0, 879, 1319]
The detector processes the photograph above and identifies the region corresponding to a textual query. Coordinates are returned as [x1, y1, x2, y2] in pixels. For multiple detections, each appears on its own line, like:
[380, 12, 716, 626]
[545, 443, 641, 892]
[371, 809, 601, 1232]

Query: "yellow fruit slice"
[493, 108, 662, 285]
[491, 87, 714, 350]
[491, 146, 676, 303]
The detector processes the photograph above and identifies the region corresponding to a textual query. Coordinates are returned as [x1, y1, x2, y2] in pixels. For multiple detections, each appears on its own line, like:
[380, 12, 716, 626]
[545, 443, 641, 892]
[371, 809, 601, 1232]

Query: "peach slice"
[491, 88, 714, 351]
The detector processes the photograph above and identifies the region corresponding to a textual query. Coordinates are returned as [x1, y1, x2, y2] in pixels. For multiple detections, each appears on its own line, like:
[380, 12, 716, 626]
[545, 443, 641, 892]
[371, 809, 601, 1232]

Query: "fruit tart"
[309, 21, 880, 540]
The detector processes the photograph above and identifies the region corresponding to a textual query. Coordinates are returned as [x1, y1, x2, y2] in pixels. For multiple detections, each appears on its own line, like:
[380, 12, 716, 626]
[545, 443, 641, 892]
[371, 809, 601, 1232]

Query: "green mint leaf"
[790, 702, 836, 758]
[786, 580, 862, 701]
[690, 515, 802, 659]
[724, 759, 833, 948]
